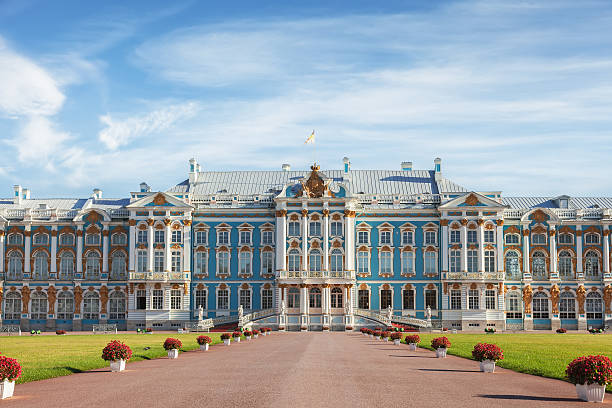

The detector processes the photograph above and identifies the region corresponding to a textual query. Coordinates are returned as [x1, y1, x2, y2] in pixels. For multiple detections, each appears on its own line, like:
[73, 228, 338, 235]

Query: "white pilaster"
[24, 225, 31, 273]
[496, 221, 504, 272]
[300, 285, 308, 315]
[322, 285, 330, 314]
[275, 210, 287, 273]
[477, 220, 485, 272]
[302, 209, 308, 272]
[345, 210, 355, 272]
[549, 229, 557, 274]
[50, 227, 57, 274]
[323, 208, 329, 272]
[441, 221, 448, 272]
[147, 220, 154, 272]
[128, 221, 136, 272]
[102, 225, 109, 274]
[576, 226, 583, 274]
[522, 228, 530, 275]
[183, 221, 191, 273]
[460, 221, 468, 272]
[603, 226, 610, 274]
[164, 220, 172, 272]
[0, 230, 5, 274]
[76, 225, 83, 273]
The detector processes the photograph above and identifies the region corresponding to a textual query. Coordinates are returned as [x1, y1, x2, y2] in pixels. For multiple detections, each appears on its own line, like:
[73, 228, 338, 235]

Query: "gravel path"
[4, 332, 603, 407]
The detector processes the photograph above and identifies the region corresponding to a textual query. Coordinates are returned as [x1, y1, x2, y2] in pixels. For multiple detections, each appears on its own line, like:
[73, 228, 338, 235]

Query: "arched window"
[287, 287, 300, 308]
[57, 291, 74, 320]
[109, 292, 126, 320]
[59, 252, 75, 279]
[505, 251, 520, 279]
[532, 292, 549, 319]
[83, 291, 100, 320]
[111, 233, 127, 246]
[309, 250, 321, 273]
[331, 287, 343, 308]
[309, 287, 322, 308]
[506, 292, 522, 319]
[558, 251, 573, 279]
[288, 249, 300, 272]
[401, 251, 414, 275]
[7, 251, 23, 280]
[30, 291, 47, 320]
[330, 249, 343, 273]
[585, 233, 600, 245]
[559, 291, 575, 319]
[531, 251, 547, 279]
[7, 233, 23, 246]
[239, 251, 251, 275]
[111, 251, 127, 279]
[380, 250, 392, 274]
[85, 252, 100, 279]
[4, 292, 21, 320]
[33, 233, 48, 245]
[33, 251, 49, 280]
[586, 292, 603, 319]
[85, 231, 100, 245]
[584, 251, 600, 279]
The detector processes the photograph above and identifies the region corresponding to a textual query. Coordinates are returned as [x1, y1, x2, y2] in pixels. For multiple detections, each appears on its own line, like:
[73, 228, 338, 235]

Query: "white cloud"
[98, 102, 200, 150]
[7, 116, 71, 167]
[0, 37, 65, 117]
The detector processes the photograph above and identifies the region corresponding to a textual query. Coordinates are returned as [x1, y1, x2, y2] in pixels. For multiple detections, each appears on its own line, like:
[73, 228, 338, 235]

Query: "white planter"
[436, 348, 447, 358]
[0, 380, 15, 400]
[223, 339, 230, 346]
[167, 349, 179, 359]
[577, 383, 606, 402]
[234, 336, 241, 343]
[253, 334, 259, 339]
[409, 343, 417, 351]
[362, 332, 367, 336]
[369, 334, 373, 338]
[383, 337, 389, 342]
[199, 344, 209, 351]
[479, 360, 496, 373]
[246, 336, 252, 340]
[393, 339, 401, 346]
[109, 359, 126, 372]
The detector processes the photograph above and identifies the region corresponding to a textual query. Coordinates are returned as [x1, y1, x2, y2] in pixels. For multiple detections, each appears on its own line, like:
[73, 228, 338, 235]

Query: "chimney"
[434, 157, 442, 180]
[23, 188, 30, 200]
[93, 188, 102, 199]
[189, 158, 198, 184]
[13, 185, 22, 205]
[140, 182, 151, 193]
[342, 157, 351, 181]
[282, 164, 291, 172]
[401, 161, 412, 171]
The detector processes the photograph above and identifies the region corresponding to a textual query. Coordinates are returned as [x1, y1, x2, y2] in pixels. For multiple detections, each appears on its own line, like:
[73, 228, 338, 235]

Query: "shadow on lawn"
[478, 394, 578, 402]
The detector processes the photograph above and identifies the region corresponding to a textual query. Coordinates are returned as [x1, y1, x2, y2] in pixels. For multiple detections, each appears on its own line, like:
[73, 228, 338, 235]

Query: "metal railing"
[0, 326, 21, 336]
[92, 324, 117, 334]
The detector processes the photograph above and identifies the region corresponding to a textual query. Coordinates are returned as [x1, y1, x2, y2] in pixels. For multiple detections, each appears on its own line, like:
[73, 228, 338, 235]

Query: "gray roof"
[503, 197, 612, 210]
[168, 169, 467, 197]
[0, 198, 87, 210]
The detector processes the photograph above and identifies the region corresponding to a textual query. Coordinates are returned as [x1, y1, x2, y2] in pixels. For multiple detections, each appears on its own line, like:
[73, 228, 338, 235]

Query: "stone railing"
[278, 270, 355, 279]
[92, 324, 117, 334]
[129, 272, 189, 281]
[239, 308, 276, 327]
[446, 272, 504, 280]
[354, 308, 390, 326]
[183, 319, 213, 332]
[392, 315, 431, 328]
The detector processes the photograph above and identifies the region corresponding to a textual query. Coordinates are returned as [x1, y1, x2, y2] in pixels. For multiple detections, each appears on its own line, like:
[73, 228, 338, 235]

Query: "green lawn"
[0, 332, 227, 384]
[417, 333, 612, 392]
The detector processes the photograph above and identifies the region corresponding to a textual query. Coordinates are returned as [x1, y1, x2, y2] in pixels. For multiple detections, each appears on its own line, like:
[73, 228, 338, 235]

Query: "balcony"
[278, 270, 355, 280]
[129, 272, 189, 282]
[445, 272, 505, 280]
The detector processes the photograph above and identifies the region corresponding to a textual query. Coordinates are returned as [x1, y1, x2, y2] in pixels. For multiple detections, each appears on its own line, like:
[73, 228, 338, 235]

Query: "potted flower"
[244, 330, 253, 340]
[484, 327, 496, 334]
[163, 338, 182, 359]
[431, 337, 451, 358]
[56, 330, 66, 335]
[556, 328, 567, 334]
[367, 328, 374, 338]
[373, 330, 382, 340]
[345, 326, 353, 331]
[101, 340, 132, 372]
[566, 355, 612, 402]
[221, 333, 232, 346]
[252, 329, 260, 339]
[278, 326, 285, 332]
[322, 326, 330, 332]
[360, 328, 368, 336]
[300, 326, 308, 332]
[390, 332, 402, 345]
[382, 331, 391, 341]
[232, 331, 242, 343]
[197, 335, 212, 351]
[472, 343, 504, 373]
[0, 355, 21, 399]
[146, 327, 153, 334]
[405, 334, 420, 351]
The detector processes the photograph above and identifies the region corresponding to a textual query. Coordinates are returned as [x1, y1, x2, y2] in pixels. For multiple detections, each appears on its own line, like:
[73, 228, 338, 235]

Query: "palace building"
[0, 157, 610, 332]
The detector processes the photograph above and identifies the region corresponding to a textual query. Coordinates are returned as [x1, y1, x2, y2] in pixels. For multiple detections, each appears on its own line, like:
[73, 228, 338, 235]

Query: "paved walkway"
[5, 333, 606, 407]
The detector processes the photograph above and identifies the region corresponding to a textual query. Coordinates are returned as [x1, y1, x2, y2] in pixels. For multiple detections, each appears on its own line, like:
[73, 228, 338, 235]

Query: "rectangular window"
[137, 250, 147, 273]
[172, 230, 182, 243]
[467, 250, 478, 273]
[170, 289, 182, 310]
[239, 289, 251, 309]
[357, 231, 369, 244]
[217, 289, 229, 310]
[505, 234, 519, 245]
[468, 289, 479, 310]
[330, 222, 343, 236]
[424, 252, 437, 275]
[217, 251, 229, 275]
[217, 230, 229, 245]
[380, 289, 392, 310]
[506, 295, 522, 319]
[485, 289, 496, 310]
[484, 250, 495, 273]
[59, 234, 74, 246]
[194, 252, 208, 275]
[136, 290, 146, 310]
[137, 230, 147, 244]
[358, 290, 369, 309]
[195, 289, 207, 310]
[171, 251, 181, 272]
[402, 231, 414, 245]
[450, 289, 462, 310]
[152, 289, 163, 310]
[558, 233, 573, 244]
[380, 231, 391, 245]
[450, 230, 460, 244]
[154, 230, 164, 243]
[357, 251, 369, 274]
[195, 230, 208, 245]
[424, 231, 436, 245]
[309, 222, 321, 237]
[240, 231, 251, 245]
[380, 251, 392, 274]
[403, 290, 414, 310]
[425, 290, 437, 310]
[288, 222, 300, 237]
[261, 289, 273, 309]
[154, 250, 164, 273]
[450, 250, 461, 273]
[262, 230, 273, 244]
[239, 252, 251, 275]
[262, 252, 274, 274]
[484, 230, 495, 243]
[401, 253, 414, 275]
[467, 230, 477, 243]
[532, 233, 547, 245]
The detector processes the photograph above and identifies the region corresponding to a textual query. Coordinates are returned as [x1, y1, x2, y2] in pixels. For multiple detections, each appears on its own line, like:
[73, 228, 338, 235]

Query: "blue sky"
[1, 0, 612, 198]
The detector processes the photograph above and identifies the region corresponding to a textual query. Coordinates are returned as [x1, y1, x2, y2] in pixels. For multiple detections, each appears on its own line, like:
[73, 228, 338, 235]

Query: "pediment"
[439, 192, 506, 209]
[127, 192, 192, 209]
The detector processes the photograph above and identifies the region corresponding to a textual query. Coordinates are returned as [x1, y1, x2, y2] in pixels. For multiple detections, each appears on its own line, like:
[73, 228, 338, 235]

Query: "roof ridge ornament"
[295, 162, 333, 198]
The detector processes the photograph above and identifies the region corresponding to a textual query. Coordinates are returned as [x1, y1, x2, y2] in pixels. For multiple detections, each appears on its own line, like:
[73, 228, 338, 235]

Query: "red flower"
[101, 340, 132, 361]
[163, 338, 182, 350]
[431, 336, 451, 349]
[405, 334, 420, 344]
[472, 343, 504, 362]
[0, 356, 21, 382]
[196, 335, 212, 345]
[566, 355, 612, 385]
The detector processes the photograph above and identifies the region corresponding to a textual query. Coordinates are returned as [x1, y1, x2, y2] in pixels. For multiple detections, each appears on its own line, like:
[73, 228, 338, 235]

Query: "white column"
[275, 210, 287, 273]
[102, 226, 109, 274]
[50, 227, 57, 274]
[300, 285, 308, 314]
[147, 220, 154, 272]
[76, 225, 83, 273]
[128, 221, 136, 272]
[322, 285, 330, 314]
[183, 221, 192, 273]
[0, 230, 5, 274]
[24, 225, 31, 273]
[164, 220, 172, 272]
[549, 229, 557, 275]
[522, 229, 530, 275]
[302, 209, 308, 271]
[603, 227, 610, 274]
[496, 220, 504, 272]
[441, 221, 449, 272]
[344, 210, 355, 272]
[323, 210, 329, 272]
[477, 220, 485, 273]
[342, 286, 348, 312]
[576, 226, 583, 275]
[460, 221, 468, 272]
